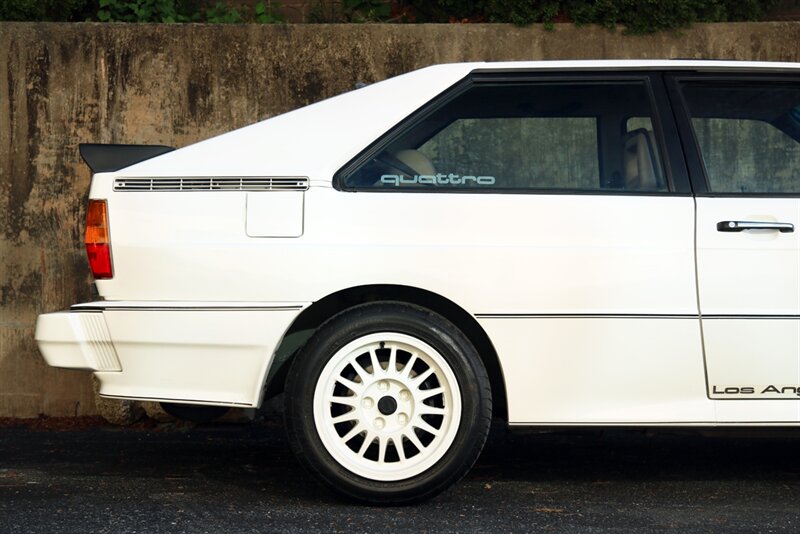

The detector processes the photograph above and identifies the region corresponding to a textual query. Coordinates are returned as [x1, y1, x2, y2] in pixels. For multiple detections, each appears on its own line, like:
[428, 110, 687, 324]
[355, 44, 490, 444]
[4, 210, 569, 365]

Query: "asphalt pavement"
[1, 420, 798, 533]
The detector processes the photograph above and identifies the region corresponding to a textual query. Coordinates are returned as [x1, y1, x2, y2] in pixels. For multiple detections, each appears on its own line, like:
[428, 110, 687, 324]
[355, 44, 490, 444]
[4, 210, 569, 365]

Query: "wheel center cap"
[377, 396, 397, 416]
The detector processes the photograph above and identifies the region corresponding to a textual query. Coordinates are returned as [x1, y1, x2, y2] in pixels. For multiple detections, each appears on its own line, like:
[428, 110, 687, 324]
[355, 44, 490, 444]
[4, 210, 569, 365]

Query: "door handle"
[717, 220, 795, 233]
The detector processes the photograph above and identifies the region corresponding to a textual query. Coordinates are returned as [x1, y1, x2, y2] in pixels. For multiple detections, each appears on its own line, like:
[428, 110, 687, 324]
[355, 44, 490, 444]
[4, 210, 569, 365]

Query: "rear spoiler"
[79, 144, 175, 173]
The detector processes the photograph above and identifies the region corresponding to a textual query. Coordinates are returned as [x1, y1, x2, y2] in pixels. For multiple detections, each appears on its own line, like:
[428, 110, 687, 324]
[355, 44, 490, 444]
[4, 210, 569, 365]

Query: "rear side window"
[680, 82, 800, 194]
[342, 81, 667, 192]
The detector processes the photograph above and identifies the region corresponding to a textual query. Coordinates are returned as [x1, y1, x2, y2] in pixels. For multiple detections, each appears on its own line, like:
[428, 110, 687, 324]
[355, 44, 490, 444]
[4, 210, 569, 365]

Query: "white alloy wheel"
[313, 332, 462, 481]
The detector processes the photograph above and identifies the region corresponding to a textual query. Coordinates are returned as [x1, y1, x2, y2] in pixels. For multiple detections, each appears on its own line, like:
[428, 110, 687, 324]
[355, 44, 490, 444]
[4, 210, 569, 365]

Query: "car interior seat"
[623, 129, 663, 191]
[391, 149, 436, 176]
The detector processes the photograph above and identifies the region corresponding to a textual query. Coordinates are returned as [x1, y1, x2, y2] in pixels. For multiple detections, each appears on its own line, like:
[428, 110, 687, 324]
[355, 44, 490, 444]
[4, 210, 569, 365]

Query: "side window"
[417, 117, 599, 190]
[680, 82, 800, 193]
[342, 81, 667, 192]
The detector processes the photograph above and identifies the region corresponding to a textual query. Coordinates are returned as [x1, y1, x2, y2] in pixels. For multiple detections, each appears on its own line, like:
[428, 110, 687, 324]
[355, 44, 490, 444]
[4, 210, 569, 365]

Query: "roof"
[119, 60, 799, 182]
[472, 59, 800, 71]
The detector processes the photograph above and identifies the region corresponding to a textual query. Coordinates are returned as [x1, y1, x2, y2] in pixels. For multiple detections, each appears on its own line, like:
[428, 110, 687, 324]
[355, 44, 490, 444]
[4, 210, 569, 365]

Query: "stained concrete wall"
[2, 22, 800, 419]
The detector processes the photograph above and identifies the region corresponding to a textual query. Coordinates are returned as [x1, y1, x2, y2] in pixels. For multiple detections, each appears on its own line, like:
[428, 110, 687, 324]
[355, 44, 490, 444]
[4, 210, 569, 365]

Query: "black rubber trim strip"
[703, 315, 800, 320]
[97, 393, 250, 407]
[475, 313, 696, 319]
[79, 143, 175, 173]
[713, 397, 800, 402]
[508, 420, 799, 425]
[71, 305, 304, 312]
[475, 313, 800, 319]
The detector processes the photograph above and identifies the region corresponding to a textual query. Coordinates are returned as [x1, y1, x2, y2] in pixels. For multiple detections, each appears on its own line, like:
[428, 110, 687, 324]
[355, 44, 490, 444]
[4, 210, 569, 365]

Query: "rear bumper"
[35, 311, 121, 371]
[35, 301, 307, 407]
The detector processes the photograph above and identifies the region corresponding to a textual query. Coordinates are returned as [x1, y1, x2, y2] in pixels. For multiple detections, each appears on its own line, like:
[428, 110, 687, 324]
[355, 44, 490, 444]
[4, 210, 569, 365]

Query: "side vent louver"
[113, 177, 309, 192]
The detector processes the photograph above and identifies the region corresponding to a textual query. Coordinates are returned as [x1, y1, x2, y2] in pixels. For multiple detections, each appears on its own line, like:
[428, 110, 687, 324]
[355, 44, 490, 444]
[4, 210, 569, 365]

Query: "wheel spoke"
[412, 367, 434, 385]
[331, 410, 358, 424]
[336, 376, 363, 393]
[393, 436, 406, 461]
[328, 394, 358, 407]
[388, 346, 397, 374]
[418, 405, 447, 416]
[403, 429, 426, 452]
[377, 436, 388, 463]
[342, 423, 365, 443]
[350, 358, 371, 383]
[418, 387, 444, 400]
[369, 349, 381, 375]
[413, 418, 441, 436]
[358, 432, 374, 456]
[402, 353, 418, 378]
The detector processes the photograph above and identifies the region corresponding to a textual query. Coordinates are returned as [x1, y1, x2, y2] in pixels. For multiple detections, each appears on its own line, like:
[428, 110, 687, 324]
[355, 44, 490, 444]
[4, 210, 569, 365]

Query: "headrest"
[393, 149, 436, 176]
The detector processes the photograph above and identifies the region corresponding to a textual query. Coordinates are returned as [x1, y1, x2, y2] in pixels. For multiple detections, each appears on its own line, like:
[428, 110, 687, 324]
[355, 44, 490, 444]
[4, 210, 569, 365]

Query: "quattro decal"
[380, 173, 496, 187]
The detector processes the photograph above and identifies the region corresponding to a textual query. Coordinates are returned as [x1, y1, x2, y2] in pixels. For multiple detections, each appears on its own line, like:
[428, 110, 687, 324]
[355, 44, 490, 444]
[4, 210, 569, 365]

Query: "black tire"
[284, 301, 492, 505]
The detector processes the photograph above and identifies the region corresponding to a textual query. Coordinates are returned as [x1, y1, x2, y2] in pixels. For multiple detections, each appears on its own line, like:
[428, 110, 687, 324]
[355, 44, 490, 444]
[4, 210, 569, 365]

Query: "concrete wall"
[2, 22, 800, 419]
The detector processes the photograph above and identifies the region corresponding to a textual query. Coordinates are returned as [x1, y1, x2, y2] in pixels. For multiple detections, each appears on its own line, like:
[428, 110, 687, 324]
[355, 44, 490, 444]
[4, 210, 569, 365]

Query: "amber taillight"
[85, 199, 113, 279]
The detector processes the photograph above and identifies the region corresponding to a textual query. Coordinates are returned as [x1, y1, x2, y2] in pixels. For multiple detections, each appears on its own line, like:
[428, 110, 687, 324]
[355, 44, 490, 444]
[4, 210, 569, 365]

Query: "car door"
[668, 73, 800, 422]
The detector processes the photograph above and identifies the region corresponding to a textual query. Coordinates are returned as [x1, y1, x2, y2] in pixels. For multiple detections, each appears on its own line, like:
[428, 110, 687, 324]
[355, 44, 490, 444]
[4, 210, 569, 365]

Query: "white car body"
[36, 59, 800, 429]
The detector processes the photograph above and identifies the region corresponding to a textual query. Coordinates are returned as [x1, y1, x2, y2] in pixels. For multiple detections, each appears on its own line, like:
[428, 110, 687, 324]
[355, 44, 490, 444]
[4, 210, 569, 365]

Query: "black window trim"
[333, 70, 692, 197]
[666, 72, 800, 198]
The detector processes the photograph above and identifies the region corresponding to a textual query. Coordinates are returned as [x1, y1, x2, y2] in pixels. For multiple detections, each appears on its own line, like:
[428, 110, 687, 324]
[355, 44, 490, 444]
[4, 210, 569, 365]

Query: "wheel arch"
[265, 284, 508, 421]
